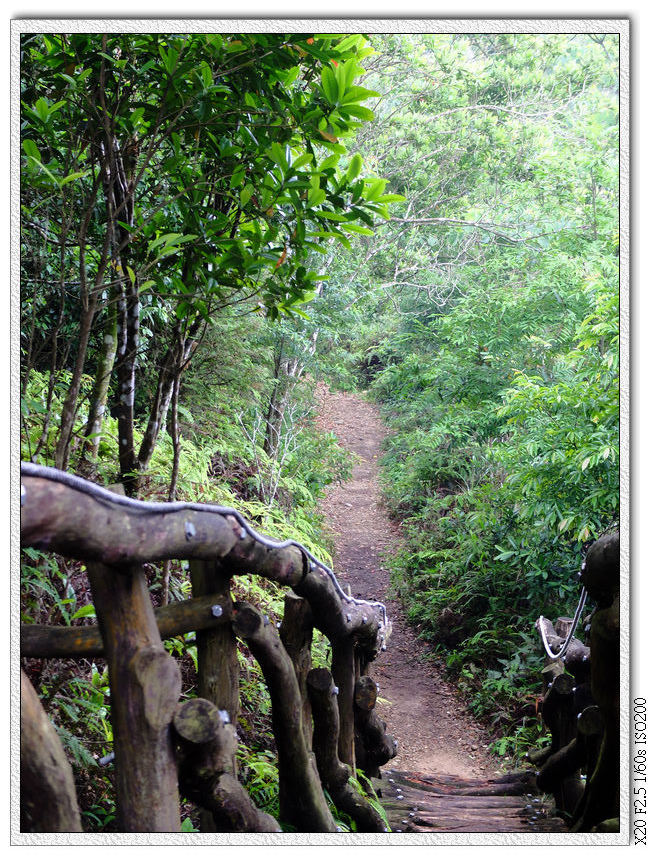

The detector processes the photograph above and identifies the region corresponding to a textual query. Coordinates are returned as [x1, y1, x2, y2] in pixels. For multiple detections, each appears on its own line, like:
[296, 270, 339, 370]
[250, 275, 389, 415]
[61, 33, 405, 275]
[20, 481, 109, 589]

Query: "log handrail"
[19, 464, 395, 834]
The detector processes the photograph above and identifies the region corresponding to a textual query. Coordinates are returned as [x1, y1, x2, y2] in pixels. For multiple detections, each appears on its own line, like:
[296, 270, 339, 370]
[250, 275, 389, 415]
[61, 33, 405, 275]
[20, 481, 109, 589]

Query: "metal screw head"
[211, 604, 223, 618]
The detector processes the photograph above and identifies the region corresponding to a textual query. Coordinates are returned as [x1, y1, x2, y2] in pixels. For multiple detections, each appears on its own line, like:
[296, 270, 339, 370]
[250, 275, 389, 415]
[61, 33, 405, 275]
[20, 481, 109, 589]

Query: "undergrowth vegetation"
[20, 317, 354, 830]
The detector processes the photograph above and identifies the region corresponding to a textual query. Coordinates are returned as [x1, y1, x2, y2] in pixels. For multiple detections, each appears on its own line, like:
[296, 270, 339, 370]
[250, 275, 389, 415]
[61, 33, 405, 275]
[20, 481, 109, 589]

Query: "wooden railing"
[531, 533, 620, 832]
[19, 464, 396, 833]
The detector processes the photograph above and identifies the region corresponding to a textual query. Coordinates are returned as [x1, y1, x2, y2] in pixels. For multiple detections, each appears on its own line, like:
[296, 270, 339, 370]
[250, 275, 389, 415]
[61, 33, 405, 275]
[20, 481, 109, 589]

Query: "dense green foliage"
[20, 30, 620, 824]
[319, 33, 619, 756]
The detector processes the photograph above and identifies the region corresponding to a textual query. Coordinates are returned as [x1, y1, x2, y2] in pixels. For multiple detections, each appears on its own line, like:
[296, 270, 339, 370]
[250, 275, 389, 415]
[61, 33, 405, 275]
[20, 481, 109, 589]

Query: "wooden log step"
[374, 769, 568, 833]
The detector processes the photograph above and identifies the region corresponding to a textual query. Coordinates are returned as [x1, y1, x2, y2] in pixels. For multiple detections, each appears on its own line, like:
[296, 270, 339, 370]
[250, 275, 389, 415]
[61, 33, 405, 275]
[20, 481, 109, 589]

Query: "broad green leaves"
[21, 32, 401, 327]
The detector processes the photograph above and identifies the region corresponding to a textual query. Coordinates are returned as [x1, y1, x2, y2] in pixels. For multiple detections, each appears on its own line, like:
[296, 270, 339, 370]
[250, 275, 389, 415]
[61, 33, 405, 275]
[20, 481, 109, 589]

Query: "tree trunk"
[82, 287, 118, 459]
[136, 318, 201, 483]
[53, 297, 99, 470]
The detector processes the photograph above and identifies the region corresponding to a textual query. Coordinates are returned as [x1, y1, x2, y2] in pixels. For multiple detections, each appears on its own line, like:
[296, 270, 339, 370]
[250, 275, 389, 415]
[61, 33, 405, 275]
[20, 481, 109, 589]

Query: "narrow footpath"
[316, 384, 566, 833]
[316, 383, 500, 778]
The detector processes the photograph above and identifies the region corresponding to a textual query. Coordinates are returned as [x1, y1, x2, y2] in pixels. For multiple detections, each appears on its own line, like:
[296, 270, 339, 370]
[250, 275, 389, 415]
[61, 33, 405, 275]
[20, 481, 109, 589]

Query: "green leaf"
[240, 183, 254, 207]
[341, 104, 375, 121]
[60, 170, 88, 187]
[308, 188, 327, 208]
[290, 153, 314, 171]
[312, 210, 349, 222]
[346, 153, 363, 182]
[71, 604, 96, 620]
[321, 66, 339, 103]
[364, 178, 388, 201]
[22, 139, 41, 161]
[340, 85, 380, 104]
[230, 165, 246, 189]
[344, 223, 374, 236]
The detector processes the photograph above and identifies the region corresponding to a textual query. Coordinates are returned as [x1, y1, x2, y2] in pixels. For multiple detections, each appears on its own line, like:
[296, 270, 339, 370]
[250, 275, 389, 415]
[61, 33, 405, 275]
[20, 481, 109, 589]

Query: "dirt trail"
[316, 384, 502, 779]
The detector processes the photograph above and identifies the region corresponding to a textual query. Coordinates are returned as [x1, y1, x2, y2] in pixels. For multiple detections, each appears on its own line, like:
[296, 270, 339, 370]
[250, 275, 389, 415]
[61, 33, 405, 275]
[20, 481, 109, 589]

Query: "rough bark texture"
[331, 639, 357, 770]
[278, 591, 314, 750]
[533, 533, 620, 832]
[20, 670, 83, 833]
[20, 467, 395, 834]
[231, 602, 337, 832]
[353, 675, 398, 778]
[86, 561, 182, 832]
[20, 471, 387, 652]
[21, 591, 233, 657]
[538, 672, 583, 815]
[571, 533, 620, 831]
[307, 667, 387, 832]
[173, 698, 281, 833]
[189, 560, 239, 735]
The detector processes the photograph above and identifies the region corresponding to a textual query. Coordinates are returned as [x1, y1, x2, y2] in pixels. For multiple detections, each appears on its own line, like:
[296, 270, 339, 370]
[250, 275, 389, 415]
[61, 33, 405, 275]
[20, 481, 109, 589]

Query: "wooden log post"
[173, 698, 281, 833]
[353, 675, 398, 779]
[307, 668, 388, 832]
[572, 533, 620, 831]
[538, 672, 583, 816]
[189, 561, 238, 735]
[189, 560, 238, 831]
[278, 591, 314, 750]
[20, 670, 83, 832]
[86, 562, 182, 832]
[331, 638, 357, 771]
[231, 602, 337, 832]
[568, 705, 607, 830]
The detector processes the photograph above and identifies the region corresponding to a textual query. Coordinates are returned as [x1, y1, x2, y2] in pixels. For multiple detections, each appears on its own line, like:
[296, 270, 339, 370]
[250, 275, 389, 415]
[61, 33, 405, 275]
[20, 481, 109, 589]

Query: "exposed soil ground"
[316, 383, 503, 779]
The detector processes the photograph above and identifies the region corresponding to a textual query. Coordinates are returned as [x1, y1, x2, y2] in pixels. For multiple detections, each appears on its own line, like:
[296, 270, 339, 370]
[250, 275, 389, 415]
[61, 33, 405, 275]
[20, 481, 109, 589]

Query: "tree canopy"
[20, 32, 399, 489]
